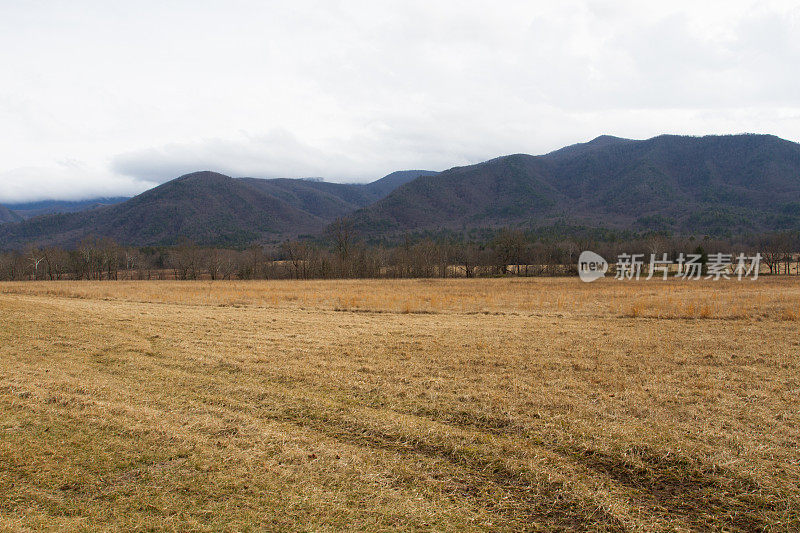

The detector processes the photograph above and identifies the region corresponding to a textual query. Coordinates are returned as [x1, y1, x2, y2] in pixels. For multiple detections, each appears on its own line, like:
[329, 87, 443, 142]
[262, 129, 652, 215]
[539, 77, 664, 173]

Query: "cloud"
[111, 130, 364, 183]
[1, 0, 799, 201]
[110, 127, 508, 184]
[0, 161, 156, 204]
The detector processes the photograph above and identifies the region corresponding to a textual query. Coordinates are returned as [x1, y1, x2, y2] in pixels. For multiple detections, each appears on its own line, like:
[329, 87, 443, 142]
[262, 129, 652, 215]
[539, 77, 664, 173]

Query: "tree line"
[1, 227, 799, 281]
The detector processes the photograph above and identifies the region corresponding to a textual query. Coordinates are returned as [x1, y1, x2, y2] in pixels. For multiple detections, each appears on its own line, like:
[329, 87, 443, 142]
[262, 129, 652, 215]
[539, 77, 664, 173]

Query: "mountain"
[7, 197, 130, 219]
[0, 204, 22, 224]
[239, 170, 438, 221]
[360, 170, 439, 198]
[0, 169, 436, 248]
[0, 172, 321, 247]
[543, 135, 637, 160]
[4, 135, 800, 248]
[348, 134, 800, 237]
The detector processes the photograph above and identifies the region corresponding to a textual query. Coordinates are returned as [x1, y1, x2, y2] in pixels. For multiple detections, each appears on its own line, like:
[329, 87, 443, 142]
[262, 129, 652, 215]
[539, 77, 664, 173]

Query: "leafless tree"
[27, 248, 44, 280]
[759, 233, 788, 274]
[281, 240, 312, 279]
[491, 228, 526, 274]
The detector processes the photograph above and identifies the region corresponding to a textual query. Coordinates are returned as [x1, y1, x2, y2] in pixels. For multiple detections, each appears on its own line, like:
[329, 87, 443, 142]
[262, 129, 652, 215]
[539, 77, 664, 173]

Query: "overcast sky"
[1, 0, 799, 203]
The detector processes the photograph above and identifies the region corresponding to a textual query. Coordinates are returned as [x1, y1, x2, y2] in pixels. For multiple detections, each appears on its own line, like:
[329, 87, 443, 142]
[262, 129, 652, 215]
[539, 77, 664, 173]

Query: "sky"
[1, 0, 799, 203]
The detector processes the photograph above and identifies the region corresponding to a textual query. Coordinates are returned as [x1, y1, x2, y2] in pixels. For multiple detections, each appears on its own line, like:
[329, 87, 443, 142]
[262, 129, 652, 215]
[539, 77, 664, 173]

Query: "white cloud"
[0, 0, 799, 202]
[0, 162, 156, 204]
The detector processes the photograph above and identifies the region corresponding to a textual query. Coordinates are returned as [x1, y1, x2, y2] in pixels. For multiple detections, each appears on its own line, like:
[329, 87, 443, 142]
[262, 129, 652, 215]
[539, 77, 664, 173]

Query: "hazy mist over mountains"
[2, 134, 799, 248]
[0, 169, 435, 247]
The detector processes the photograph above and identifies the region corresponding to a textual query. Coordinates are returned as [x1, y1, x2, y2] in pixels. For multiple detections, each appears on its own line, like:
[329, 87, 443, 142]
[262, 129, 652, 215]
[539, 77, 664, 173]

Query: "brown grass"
[1, 278, 799, 531]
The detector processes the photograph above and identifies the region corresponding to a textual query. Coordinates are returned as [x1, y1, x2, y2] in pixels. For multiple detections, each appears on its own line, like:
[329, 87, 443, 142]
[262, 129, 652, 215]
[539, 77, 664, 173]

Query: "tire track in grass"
[332, 391, 786, 532]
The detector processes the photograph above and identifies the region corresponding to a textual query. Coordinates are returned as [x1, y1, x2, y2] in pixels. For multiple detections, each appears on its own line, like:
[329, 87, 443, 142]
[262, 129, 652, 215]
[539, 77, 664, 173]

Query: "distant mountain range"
[0, 204, 22, 224]
[1, 134, 799, 249]
[350, 134, 800, 237]
[6, 197, 130, 219]
[0, 170, 434, 247]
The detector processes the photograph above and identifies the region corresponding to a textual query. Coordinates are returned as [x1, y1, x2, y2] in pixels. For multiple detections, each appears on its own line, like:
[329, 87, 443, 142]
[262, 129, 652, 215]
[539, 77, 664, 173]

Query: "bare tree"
[281, 240, 311, 279]
[27, 248, 44, 280]
[490, 228, 526, 275]
[328, 218, 356, 277]
[759, 233, 787, 275]
[41, 247, 69, 280]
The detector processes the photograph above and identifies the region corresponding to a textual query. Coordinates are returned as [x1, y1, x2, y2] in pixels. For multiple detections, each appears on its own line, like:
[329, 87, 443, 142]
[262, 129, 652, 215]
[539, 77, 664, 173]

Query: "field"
[1, 278, 799, 531]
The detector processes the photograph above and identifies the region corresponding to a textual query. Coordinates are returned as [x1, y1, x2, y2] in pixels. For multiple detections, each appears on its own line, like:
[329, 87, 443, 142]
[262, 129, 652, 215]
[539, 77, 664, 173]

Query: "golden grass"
[1, 278, 799, 531]
[2, 277, 799, 320]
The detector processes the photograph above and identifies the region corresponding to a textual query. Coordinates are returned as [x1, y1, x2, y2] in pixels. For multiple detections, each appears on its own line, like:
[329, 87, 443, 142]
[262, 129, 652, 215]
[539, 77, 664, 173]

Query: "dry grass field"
[1, 278, 799, 531]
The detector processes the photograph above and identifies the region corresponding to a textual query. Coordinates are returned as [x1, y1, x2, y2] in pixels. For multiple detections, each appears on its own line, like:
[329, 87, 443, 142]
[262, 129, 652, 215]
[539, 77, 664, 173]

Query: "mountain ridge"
[0, 204, 22, 224]
[2, 134, 800, 249]
[6, 197, 131, 219]
[0, 170, 437, 248]
[348, 134, 800, 237]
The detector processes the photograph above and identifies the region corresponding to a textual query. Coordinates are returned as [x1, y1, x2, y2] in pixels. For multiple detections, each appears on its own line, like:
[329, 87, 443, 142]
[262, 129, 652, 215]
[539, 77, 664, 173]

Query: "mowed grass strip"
[1, 279, 799, 531]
